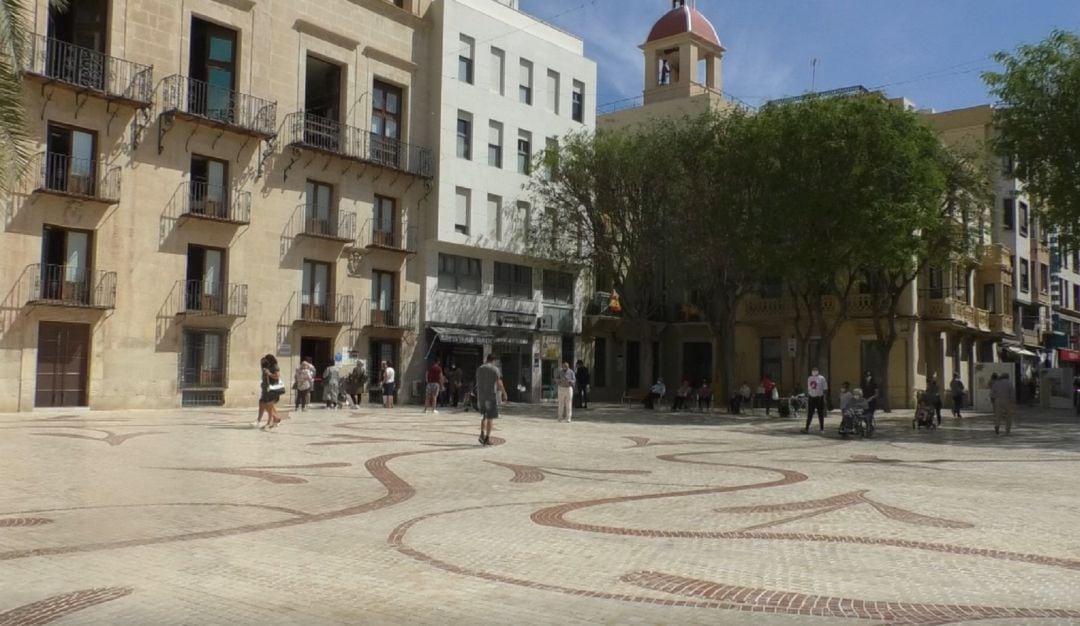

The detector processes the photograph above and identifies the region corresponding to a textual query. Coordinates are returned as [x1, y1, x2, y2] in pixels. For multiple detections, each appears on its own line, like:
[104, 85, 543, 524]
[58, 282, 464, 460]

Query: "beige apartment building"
[0, 0, 435, 411]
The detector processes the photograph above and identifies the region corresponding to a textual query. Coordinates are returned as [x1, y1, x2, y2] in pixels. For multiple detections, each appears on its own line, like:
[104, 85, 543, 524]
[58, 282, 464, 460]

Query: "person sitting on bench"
[644, 379, 666, 409]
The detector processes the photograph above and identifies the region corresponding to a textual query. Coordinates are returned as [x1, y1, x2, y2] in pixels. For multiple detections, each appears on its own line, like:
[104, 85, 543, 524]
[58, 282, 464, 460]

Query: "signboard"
[491, 310, 536, 328]
[1059, 348, 1080, 364]
[542, 335, 561, 360]
[278, 342, 292, 357]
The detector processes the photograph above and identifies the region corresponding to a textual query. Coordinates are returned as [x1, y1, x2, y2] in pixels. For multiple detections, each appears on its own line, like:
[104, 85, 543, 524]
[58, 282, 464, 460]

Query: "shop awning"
[1005, 345, 1038, 358]
[429, 326, 493, 345]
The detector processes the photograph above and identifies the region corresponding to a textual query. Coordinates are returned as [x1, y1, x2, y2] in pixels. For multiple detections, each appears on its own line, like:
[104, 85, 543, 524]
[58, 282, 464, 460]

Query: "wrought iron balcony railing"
[30, 152, 120, 203]
[283, 112, 434, 178]
[362, 299, 417, 329]
[357, 219, 417, 253]
[161, 74, 277, 137]
[293, 206, 357, 242]
[26, 264, 116, 309]
[176, 181, 251, 224]
[294, 292, 353, 325]
[177, 280, 248, 317]
[25, 34, 153, 105]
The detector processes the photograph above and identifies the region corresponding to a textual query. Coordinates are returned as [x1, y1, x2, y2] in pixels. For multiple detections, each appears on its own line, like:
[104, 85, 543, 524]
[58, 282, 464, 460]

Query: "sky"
[517, 0, 1080, 112]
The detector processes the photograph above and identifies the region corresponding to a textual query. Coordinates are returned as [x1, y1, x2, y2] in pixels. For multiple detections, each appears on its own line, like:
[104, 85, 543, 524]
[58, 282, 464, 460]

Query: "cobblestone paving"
[1, 403, 1079, 625]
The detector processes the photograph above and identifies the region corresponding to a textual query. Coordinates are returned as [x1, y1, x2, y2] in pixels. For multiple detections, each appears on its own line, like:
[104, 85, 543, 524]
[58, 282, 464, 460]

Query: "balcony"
[990, 313, 1016, 335]
[974, 308, 991, 333]
[175, 281, 248, 317]
[361, 299, 417, 330]
[923, 298, 971, 326]
[293, 292, 353, 325]
[24, 34, 153, 107]
[29, 152, 120, 204]
[292, 207, 357, 243]
[175, 181, 251, 225]
[160, 75, 277, 140]
[283, 112, 434, 178]
[742, 297, 790, 319]
[25, 264, 116, 309]
[357, 220, 417, 254]
[539, 305, 576, 333]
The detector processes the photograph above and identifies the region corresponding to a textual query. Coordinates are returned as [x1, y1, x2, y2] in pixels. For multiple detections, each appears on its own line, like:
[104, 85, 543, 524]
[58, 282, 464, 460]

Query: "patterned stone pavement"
[1, 402, 1079, 625]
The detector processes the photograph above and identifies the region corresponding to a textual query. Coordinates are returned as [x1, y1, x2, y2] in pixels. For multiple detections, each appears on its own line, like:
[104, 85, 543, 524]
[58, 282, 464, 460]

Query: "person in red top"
[761, 375, 777, 416]
[424, 358, 444, 414]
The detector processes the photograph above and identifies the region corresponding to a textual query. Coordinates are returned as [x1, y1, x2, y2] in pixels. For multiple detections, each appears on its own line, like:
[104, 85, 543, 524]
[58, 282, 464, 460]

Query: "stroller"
[840, 391, 874, 438]
[912, 392, 936, 430]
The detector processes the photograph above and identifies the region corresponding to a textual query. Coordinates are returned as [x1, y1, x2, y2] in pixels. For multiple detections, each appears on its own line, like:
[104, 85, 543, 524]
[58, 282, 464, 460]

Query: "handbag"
[268, 381, 286, 392]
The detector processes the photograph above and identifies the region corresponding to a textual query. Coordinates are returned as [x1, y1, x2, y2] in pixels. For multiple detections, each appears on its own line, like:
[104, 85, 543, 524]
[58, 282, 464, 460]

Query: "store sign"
[1059, 348, 1080, 364]
[542, 335, 561, 360]
[492, 310, 536, 328]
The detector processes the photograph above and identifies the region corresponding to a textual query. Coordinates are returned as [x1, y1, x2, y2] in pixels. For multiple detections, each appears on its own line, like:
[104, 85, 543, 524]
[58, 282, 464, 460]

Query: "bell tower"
[642, 0, 725, 104]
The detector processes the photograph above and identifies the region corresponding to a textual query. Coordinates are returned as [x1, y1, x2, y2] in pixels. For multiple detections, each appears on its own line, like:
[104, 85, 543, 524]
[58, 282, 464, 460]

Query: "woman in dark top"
[258, 354, 283, 429]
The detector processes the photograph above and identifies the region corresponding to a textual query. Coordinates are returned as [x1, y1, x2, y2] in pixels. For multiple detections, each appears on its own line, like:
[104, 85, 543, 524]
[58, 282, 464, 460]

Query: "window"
[494, 262, 533, 299]
[45, 123, 96, 196]
[1062, 279, 1070, 309]
[189, 155, 228, 218]
[488, 194, 502, 241]
[456, 111, 472, 160]
[373, 195, 397, 247]
[1073, 250, 1079, 270]
[304, 180, 335, 237]
[1019, 259, 1030, 292]
[1074, 285, 1080, 311]
[1003, 198, 1015, 230]
[438, 253, 481, 293]
[517, 131, 532, 175]
[1040, 263, 1049, 294]
[983, 284, 995, 313]
[189, 18, 238, 122]
[371, 270, 396, 321]
[1003, 154, 1015, 174]
[545, 136, 559, 177]
[305, 55, 341, 123]
[455, 187, 470, 235]
[571, 80, 585, 122]
[458, 35, 474, 84]
[928, 266, 944, 299]
[490, 47, 505, 95]
[1019, 201, 1029, 236]
[185, 245, 225, 313]
[487, 121, 503, 168]
[545, 69, 560, 113]
[517, 201, 531, 236]
[1039, 219, 1048, 245]
[372, 80, 403, 166]
[543, 270, 574, 304]
[519, 59, 533, 104]
[40, 225, 92, 304]
[301, 259, 333, 321]
[46, 0, 107, 89]
[180, 330, 226, 389]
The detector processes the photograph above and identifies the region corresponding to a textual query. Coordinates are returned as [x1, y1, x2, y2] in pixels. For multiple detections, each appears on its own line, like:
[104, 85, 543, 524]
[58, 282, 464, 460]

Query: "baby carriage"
[912, 392, 936, 430]
[840, 391, 873, 438]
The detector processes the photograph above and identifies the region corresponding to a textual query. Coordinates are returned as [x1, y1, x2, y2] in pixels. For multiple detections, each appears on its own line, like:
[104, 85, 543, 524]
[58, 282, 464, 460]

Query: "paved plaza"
[1, 402, 1079, 625]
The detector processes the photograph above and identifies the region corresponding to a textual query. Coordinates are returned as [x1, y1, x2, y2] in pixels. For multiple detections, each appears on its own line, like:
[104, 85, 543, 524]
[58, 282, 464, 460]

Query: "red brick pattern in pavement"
[0, 588, 133, 625]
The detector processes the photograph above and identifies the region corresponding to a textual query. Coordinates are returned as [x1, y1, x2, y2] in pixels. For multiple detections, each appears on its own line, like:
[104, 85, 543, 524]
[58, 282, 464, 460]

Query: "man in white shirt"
[801, 367, 828, 433]
[556, 361, 576, 422]
[382, 361, 397, 409]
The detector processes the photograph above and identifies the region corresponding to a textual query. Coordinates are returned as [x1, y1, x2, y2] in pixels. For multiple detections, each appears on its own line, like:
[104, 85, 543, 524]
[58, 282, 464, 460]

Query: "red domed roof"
[646, 4, 722, 49]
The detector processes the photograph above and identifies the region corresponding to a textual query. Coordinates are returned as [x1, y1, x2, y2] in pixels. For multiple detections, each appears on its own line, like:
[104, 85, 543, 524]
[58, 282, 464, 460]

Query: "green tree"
[0, 0, 34, 195]
[985, 30, 1080, 246]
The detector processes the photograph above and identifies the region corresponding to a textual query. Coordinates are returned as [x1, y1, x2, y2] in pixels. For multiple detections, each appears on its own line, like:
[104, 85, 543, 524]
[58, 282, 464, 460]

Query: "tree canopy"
[985, 30, 1080, 246]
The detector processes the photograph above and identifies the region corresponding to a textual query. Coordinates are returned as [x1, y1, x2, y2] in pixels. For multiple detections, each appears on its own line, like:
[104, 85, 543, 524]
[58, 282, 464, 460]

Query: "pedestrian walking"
[382, 361, 396, 409]
[447, 364, 463, 407]
[257, 354, 284, 429]
[927, 373, 943, 425]
[761, 374, 777, 416]
[801, 367, 828, 433]
[575, 360, 591, 409]
[323, 363, 341, 409]
[991, 373, 1014, 435]
[950, 372, 965, 418]
[293, 357, 315, 411]
[476, 354, 508, 445]
[862, 371, 879, 421]
[424, 358, 444, 414]
[556, 361, 576, 422]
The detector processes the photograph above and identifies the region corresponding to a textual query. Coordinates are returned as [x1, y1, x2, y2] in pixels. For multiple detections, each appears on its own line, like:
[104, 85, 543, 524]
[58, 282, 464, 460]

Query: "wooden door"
[36, 322, 90, 407]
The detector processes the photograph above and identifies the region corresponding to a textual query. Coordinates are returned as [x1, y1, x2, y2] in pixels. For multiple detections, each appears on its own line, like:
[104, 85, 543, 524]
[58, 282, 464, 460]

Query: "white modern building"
[417, 0, 597, 400]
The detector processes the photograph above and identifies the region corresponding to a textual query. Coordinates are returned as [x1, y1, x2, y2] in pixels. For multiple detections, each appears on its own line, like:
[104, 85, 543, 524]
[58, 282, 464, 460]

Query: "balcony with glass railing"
[29, 152, 120, 204]
[25, 264, 116, 309]
[283, 112, 434, 178]
[160, 75, 277, 139]
[24, 34, 153, 106]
